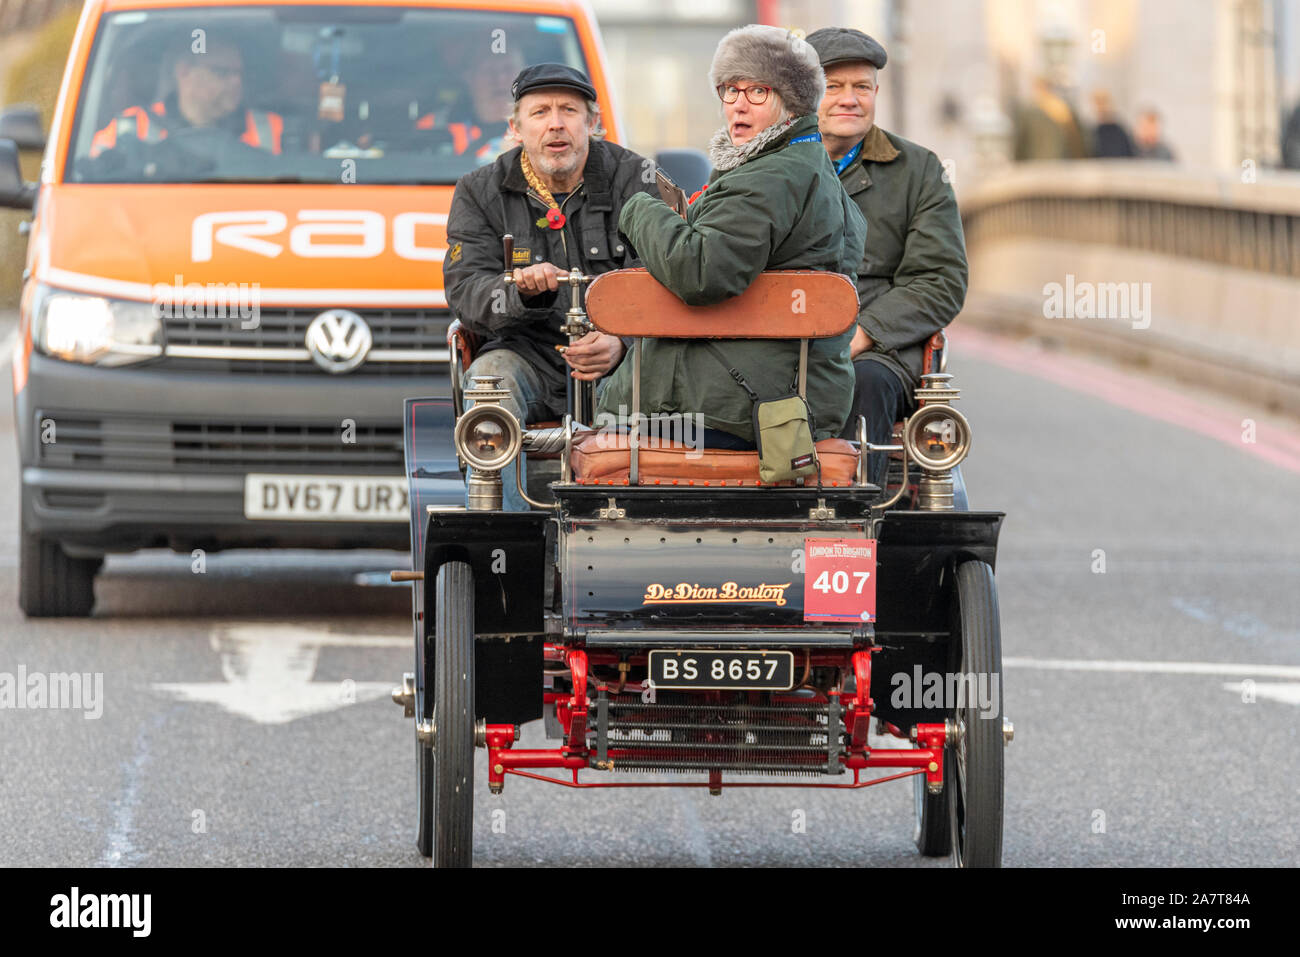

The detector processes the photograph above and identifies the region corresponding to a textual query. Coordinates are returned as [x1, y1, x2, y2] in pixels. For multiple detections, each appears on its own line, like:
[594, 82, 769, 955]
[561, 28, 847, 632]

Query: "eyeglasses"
[717, 83, 772, 105]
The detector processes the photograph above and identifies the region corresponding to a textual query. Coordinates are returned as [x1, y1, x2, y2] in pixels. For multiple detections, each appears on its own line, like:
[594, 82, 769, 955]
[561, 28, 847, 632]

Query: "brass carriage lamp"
[456, 375, 523, 510]
[904, 372, 972, 511]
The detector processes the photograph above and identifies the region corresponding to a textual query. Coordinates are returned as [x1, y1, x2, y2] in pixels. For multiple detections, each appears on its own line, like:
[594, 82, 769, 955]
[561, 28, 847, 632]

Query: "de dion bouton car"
[390, 256, 1011, 868]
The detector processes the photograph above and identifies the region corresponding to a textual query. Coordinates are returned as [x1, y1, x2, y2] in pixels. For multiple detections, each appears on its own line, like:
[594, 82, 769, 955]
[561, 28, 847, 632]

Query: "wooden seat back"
[584, 268, 858, 339]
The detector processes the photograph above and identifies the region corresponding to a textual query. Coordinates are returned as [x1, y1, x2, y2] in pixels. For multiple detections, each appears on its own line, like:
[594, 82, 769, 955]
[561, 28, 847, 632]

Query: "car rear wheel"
[19, 519, 99, 618]
[946, 560, 1003, 868]
[432, 561, 474, 868]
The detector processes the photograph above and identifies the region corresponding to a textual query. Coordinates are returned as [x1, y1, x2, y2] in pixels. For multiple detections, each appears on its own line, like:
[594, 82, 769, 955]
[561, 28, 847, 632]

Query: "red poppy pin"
[687, 185, 709, 205]
[537, 208, 566, 230]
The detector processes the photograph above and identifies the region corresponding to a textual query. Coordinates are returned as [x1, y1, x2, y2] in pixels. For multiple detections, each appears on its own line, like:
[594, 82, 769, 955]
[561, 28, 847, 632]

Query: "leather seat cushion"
[571, 434, 860, 486]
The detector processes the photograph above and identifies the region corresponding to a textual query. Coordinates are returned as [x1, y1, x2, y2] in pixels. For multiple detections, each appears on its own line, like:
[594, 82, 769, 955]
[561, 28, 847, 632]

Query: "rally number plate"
[648, 650, 794, 691]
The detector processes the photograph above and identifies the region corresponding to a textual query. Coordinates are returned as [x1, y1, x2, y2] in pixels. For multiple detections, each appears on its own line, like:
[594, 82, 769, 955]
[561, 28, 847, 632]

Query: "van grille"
[35, 413, 405, 473]
[160, 309, 451, 375]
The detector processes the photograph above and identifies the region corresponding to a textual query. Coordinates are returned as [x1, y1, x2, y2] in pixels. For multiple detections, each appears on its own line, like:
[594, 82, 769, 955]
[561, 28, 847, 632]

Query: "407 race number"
[803, 538, 876, 623]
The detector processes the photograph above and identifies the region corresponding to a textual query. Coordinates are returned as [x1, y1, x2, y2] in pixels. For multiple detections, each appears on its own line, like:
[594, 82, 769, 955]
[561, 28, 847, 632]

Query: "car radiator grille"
[160, 309, 451, 375]
[593, 692, 844, 775]
[35, 413, 405, 473]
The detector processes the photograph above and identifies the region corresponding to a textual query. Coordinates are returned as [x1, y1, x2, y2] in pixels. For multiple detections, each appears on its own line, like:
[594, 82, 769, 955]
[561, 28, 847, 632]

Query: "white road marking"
[1223, 681, 1300, 706]
[101, 712, 165, 867]
[152, 624, 405, 724]
[0, 326, 16, 370]
[1005, 656, 1300, 706]
[1004, 657, 1300, 679]
[673, 790, 714, 867]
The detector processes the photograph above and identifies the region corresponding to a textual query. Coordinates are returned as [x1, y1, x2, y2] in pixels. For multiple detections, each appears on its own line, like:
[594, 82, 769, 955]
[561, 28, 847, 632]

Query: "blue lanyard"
[834, 139, 863, 175]
[789, 132, 822, 145]
[313, 29, 342, 82]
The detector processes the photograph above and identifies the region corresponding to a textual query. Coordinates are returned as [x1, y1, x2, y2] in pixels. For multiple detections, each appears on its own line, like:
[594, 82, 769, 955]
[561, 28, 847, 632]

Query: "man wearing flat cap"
[443, 63, 657, 509]
[805, 27, 969, 486]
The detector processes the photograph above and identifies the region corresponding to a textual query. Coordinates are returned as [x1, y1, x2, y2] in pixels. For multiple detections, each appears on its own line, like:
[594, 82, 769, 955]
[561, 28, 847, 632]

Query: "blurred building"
[596, 0, 1300, 185]
[589, 0, 754, 157]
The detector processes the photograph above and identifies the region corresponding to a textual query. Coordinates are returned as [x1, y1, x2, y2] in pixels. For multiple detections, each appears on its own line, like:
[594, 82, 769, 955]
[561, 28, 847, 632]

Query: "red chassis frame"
[482, 644, 950, 794]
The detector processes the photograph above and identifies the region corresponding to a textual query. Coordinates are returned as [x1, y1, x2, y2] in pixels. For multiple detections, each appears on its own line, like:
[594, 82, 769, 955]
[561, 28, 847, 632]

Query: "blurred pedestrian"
[1089, 89, 1135, 158]
[1282, 102, 1300, 170]
[1013, 76, 1087, 160]
[1134, 107, 1175, 161]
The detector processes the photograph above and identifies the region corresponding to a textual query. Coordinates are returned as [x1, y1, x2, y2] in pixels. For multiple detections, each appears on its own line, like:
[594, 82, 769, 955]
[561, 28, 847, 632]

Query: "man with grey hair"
[806, 27, 969, 486]
[443, 63, 657, 508]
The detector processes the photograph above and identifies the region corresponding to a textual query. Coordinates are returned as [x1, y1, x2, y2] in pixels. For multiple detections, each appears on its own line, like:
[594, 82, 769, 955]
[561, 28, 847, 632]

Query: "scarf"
[520, 149, 560, 208]
[706, 117, 796, 171]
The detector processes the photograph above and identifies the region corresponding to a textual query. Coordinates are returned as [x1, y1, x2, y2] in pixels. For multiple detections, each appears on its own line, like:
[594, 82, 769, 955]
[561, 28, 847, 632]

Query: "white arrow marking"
[153, 624, 408, 724]
[1004, 657, 1300, 706]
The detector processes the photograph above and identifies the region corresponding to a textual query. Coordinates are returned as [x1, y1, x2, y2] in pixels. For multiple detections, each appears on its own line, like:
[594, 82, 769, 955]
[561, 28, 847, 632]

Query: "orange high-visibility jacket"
[90, 100, 283, 157]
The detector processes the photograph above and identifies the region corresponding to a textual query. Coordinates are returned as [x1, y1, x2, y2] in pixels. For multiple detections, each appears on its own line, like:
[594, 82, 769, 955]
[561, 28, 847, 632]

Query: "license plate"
[243, 474, 408, 521]
[648, 650, 794, 691]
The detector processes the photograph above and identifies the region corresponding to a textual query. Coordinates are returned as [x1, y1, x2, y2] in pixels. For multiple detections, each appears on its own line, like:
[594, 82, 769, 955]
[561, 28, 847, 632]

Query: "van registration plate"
[243, 474, 408, 521]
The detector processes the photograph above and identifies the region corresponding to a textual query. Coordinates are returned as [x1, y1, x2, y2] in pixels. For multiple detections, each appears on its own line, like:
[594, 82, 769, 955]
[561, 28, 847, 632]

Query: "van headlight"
[33, 287, 163, 366]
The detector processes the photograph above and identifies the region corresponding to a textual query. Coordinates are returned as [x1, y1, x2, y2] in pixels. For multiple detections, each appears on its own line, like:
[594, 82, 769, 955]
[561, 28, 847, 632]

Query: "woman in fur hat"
[599, 25, 867, 448]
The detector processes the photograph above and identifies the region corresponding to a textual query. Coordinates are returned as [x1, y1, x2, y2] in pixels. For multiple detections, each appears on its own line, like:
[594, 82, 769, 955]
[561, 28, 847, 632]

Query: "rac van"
[0, 0, 627, 615]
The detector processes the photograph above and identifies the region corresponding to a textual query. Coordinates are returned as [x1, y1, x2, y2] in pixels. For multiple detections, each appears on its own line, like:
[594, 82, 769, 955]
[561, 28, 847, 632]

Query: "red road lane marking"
[949, 326, 1300, 475]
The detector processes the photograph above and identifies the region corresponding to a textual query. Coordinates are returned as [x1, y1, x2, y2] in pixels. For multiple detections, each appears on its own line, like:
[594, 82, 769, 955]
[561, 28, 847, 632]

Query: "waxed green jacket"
[599, 114, 867, 442]
[838, 125, 968, 394]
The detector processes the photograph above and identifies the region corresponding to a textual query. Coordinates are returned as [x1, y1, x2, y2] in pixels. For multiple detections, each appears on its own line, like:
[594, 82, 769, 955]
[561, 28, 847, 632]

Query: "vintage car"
[391, 260, 1010, 867]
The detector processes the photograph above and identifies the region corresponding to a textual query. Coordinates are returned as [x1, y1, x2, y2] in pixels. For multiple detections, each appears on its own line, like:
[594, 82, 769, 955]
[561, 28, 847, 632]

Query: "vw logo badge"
[305, 309, 372, 373]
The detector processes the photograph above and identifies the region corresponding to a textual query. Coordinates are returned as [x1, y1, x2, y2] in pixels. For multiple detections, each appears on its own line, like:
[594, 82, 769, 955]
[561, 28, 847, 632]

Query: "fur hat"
[709, 24, 825, 118]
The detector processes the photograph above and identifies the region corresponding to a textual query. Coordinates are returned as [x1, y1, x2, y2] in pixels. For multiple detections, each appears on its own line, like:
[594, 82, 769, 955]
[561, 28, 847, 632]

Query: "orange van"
[1, 0, 626, 615]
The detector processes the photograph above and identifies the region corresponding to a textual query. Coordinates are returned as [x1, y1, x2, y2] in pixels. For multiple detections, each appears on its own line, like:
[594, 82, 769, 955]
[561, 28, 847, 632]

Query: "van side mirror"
[0, 104, 46, 151]
[655, 148, 710, 196]
[0, 139, 37, 210]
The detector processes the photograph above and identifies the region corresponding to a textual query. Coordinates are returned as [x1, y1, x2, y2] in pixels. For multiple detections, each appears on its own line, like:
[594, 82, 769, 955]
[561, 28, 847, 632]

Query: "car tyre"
[946, 560, 1003, 868]
[913, 764, 952, 856]
[432, 560, 474, 868]
[19, 520, 98, 618]
[414, 577, 434, 858]
[415, 732, 434, 857]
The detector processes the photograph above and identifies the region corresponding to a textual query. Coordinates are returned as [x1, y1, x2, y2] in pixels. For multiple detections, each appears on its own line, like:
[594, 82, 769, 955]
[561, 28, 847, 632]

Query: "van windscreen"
[66, 6, 590, 184]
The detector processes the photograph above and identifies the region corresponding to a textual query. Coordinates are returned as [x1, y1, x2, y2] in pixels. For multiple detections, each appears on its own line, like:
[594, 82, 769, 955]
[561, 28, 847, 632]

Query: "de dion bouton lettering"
[642, 581, 794, 606]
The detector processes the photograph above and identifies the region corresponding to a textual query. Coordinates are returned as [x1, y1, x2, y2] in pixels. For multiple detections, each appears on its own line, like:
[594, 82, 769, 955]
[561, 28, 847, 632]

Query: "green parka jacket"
[598, 114, 867, 442]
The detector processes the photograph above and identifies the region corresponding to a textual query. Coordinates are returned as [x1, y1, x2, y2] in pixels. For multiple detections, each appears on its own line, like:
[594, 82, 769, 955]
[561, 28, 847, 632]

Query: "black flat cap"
[511, 63, 597, 102]
[805, 27, 887, 70]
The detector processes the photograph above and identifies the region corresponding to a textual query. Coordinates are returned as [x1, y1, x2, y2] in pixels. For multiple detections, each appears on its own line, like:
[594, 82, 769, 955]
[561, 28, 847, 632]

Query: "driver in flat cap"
[805, 28, 969, 487]
[443, 63, 658, 509]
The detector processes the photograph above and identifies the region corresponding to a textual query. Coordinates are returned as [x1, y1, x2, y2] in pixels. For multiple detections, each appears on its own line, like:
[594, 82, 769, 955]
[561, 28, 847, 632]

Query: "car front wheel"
[432, 560, 475, 868]
[19, 517, 99, 618]
[946, 560, 1003, 868]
